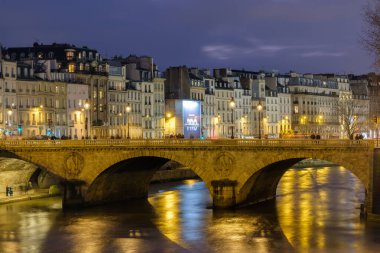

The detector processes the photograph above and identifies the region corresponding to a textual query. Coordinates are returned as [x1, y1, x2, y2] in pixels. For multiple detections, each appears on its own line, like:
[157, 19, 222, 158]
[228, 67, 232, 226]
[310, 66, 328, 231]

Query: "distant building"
[4, 42, 102, 74]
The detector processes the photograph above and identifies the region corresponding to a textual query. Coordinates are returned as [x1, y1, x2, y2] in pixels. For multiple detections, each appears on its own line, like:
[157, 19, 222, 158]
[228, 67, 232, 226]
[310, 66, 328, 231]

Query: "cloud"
[202, 43, 297, 60]
[301, 51, 345, 57]
[202, 45, 238, 60]
[202, 39, 329, 60]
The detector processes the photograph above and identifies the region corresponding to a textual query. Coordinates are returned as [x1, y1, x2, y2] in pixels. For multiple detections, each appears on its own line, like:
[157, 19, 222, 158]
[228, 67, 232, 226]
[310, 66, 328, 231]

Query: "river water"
[1, 166, 380, 253]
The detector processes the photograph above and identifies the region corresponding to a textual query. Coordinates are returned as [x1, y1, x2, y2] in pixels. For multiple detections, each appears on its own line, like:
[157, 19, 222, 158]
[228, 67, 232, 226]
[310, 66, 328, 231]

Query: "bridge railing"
[0, 139, 373, 148]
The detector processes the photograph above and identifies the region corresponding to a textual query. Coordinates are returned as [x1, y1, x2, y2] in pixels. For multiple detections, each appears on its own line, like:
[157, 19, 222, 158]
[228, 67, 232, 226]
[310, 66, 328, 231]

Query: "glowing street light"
[84, 100, 90, 138]
[212, 114, 220, 138]
[229, 97, 236, 139]
[126, 104, 131, 139]
[257, 102, 263, 139]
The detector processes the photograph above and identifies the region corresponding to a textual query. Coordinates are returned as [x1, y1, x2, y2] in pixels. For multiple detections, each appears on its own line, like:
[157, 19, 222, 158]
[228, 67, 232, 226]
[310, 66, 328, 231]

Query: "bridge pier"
[368, 149, 380, 220]
[62, 180, 86, 209]
[211, 179, 238, 208]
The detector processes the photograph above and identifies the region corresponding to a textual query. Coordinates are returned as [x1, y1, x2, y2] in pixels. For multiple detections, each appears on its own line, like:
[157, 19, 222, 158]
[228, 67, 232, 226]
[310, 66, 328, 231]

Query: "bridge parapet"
[0, 139, 373, 148]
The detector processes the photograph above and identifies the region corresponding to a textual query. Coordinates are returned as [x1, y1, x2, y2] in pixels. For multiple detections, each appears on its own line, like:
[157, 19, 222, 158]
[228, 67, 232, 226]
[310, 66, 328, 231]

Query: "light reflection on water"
[1, 166, 380, 253]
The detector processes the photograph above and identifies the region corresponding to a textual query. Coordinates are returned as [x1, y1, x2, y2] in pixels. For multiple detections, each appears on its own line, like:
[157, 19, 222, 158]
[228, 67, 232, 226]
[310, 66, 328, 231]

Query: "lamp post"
[213, 115, 220, 138]
[301, 115, 307, 135]
[126, 104, 131, 139]
[257, 102, 263, 139]
[285, 115, 289, 135]
[84, 100, 90, 139]
[165, 112, 172, 138]
[217, 114, 221, 138]
[317, 115, 323, 137]
[7, 109, 13, 135]
[229, 97, 236, 139]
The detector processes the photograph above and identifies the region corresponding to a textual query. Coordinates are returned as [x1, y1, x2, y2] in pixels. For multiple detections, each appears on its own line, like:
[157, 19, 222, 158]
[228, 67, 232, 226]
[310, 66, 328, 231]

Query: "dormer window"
[66, 50, 75, 61]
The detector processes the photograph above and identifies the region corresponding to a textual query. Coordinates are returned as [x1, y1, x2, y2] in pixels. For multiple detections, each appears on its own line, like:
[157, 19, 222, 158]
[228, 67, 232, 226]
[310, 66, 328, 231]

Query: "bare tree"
[338, 98, 368, 139]
[363, 0, 380, 67]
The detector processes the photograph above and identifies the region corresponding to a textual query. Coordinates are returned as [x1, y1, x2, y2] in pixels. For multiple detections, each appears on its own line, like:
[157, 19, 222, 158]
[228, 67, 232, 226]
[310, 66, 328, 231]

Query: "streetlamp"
[229, 97, 236, 139]
[300, 115, 307, 135]
[7, 109, 13, 135]
[257, 102, 263, 139]
[317, 115, 323, 136]
[84, 100, 90, 139]
[165, 112, 175, 138]
[126, 104, 131, 139]
[213, 115, 220, 138]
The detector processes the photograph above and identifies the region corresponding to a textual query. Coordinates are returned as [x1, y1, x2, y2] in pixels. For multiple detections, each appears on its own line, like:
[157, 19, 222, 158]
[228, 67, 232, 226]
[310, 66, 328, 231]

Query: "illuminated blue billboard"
[182, 100, 201, 139]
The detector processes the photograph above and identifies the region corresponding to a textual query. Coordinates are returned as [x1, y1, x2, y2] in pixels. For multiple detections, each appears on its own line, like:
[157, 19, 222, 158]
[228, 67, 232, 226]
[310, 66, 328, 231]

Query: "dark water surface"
[1, 166, 380, 253]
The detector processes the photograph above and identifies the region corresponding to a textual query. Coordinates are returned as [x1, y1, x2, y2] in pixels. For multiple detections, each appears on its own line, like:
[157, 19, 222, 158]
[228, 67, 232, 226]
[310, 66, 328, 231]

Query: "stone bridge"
[1, 139, 379, 219]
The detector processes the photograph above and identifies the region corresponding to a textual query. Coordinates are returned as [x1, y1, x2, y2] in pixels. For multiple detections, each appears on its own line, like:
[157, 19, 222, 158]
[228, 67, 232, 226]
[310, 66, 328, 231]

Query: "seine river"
[1, 166, 380, 253]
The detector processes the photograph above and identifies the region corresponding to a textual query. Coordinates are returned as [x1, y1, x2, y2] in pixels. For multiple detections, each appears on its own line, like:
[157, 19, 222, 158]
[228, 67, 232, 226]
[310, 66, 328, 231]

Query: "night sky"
[0, 0, 374, 74]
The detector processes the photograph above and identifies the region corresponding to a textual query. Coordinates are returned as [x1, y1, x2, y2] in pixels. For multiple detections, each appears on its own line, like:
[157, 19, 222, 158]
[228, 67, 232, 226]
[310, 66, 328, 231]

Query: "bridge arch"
[0, 155, 62, 195]
[237, 150, 369, 205]
[84, 155, 211, 205]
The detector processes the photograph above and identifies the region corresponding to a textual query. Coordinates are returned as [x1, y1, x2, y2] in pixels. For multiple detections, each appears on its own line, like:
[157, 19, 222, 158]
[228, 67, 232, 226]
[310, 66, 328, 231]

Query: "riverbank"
[0, 189, 54, 205]
[150, 168, 198, 183]
[293, 158, 336, 168]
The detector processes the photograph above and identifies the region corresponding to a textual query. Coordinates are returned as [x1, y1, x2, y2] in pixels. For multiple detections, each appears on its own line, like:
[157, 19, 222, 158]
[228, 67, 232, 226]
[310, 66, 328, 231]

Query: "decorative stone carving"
[64, 152, 84, 177]
[214, 152, 235, 177]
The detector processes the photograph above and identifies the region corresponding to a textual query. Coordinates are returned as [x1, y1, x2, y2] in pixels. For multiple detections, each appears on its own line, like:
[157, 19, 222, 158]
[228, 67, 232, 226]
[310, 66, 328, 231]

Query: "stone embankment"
[150, 168, 198, 183]
[293, 158, 336, 168]
[0, 188, 56, 204]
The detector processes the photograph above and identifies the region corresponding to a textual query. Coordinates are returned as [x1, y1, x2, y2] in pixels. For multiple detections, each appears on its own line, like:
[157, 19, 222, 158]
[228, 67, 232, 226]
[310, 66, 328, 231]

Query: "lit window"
[66, 51, 74, 60]
[68, 64, 75, 73]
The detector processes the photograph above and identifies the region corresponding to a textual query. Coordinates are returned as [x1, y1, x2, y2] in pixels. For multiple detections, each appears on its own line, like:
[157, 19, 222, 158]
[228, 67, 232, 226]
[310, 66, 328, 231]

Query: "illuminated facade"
[16, 80, 67, 138]
[0, 59, 17, 138]
[1, 42, 379, 140]
[287, 73, 340, 138]
[67, 83, 89, 139]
